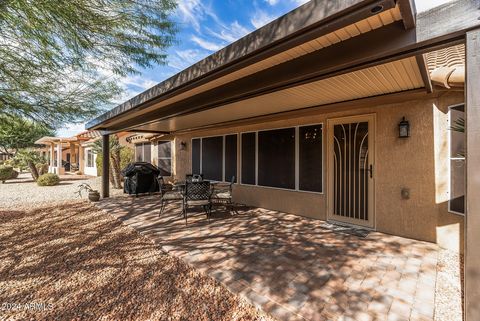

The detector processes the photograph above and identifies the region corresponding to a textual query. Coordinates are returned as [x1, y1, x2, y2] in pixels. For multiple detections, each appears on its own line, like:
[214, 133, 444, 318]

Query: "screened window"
[191, 135, 238, 181]
[241, 132, 256, 185]
[449, 104, 465, 214]
[135, 143, 151, 162]
[157, 141, 172, 176]
[258, 128, 295, 189]
[192, 138, 201, 174]
[225, 134, 237, 183]
[202, 136, 223, 181]
[86, 149, 94, 168]
[239, 124, 323, 193]
[299, 124, 323, 192]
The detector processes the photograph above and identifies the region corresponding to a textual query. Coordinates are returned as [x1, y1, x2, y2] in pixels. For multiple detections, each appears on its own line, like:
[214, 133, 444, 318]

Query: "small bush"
[37, 173, 60, 186]
[0, 165, 14, 183]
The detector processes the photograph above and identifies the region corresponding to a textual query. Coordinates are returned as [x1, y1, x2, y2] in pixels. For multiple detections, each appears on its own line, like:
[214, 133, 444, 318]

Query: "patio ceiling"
[135, 56, 423, 132]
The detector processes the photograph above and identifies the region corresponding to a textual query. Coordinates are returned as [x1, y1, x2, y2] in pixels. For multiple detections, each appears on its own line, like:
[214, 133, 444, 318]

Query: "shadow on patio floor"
[98, 195, 440, 321]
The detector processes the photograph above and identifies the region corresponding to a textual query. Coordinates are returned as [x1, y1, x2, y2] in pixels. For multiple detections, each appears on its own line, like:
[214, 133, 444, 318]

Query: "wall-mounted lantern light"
[180, 141, 187, 151]
[398, 117, 410, 138]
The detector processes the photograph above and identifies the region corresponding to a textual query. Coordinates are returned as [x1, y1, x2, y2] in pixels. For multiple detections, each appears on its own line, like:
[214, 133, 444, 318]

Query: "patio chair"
[186, 173, 203, 183]
[157, 176, 183, 215]
[211, 176, 236, 214]
[183, 180, 212, 225]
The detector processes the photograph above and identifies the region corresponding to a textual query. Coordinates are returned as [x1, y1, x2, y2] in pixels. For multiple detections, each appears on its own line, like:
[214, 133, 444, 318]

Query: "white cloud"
[250, 10, 276, 29]
[121, 75, 157, 91]
[56, 123, 86, 137]
[207, 21, 251, 43]
[175, 0, 219, 33]
[265, 0, 279, 5]
[293, 0, 310, 5]
[168, 49, 209, 70]
[191, 35, 224, 51]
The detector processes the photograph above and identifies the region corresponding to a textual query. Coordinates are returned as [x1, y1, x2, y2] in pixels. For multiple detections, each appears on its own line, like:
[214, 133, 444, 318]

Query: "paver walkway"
[98, 195, 440, 321]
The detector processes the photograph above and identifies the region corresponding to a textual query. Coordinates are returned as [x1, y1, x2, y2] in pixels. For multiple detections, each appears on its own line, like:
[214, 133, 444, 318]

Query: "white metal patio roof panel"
[139, 56, 423, 132]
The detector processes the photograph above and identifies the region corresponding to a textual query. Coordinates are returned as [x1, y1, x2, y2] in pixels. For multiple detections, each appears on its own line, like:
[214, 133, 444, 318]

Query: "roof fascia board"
[415, 54, 433, 93]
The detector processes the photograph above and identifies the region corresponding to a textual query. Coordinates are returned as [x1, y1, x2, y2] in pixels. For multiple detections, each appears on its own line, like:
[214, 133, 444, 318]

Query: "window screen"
[143, 143, 151, 162]
[135, 143, 151, 162]
[225, 134, 237, 183]
[241, 132, 256, 184]
[135, 144, 143, 162]
[299, 125, 323, 192]
[258, 128, 295, 189]
[86, 150, 94, 168]
[202, 136, 223, 181]
[449, 104, 465, 214]
[192, 138, 201, 174]
[157, 141, 172, 176]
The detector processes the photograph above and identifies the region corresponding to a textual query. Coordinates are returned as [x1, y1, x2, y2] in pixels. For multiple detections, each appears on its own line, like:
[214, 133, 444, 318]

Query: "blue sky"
[57, 0, 451, 137]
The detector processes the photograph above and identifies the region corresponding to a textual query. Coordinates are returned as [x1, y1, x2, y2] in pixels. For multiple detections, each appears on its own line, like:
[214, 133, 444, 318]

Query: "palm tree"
[92, 135, 122, 189]
[14, 150, 43, 180]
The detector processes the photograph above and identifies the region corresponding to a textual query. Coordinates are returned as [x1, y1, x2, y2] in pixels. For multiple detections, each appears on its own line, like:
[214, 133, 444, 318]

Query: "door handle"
[368, 164, 373, 178]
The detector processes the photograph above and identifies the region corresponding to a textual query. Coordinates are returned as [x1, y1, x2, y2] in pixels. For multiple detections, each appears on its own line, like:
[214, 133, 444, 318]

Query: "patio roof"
[35, 136, 81, 145]
[86, 0, 416, 131]
[86, 0, 478, 135]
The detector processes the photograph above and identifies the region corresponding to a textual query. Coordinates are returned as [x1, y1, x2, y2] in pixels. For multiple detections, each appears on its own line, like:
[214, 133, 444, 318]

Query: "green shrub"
[120, 147, 134, 170]
[96, 153, 102, 176]
[96, 146, 134, 176]
[37, 173, 60, 186]
[0, 165, 14, 183]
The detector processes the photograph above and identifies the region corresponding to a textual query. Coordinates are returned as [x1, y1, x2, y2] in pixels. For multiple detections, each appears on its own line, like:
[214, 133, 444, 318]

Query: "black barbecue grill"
[122, 162, 160, 195]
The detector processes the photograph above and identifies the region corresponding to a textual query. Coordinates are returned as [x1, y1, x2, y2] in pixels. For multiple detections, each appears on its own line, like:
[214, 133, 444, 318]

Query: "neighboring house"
[125, 133, 174, 178]
[85, 1, 480, 314]
[0, 150, 14, 161]
[35, 131, 134, 176]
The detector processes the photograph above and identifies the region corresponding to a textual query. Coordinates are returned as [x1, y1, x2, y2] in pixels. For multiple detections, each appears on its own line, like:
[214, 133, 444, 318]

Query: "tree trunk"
[109, 162, 114, 185]
[110, 150, 122, 189]
[28, 160, 39, 181]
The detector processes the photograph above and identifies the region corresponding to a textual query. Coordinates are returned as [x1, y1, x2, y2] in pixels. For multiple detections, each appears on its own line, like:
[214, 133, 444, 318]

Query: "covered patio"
[97, 196, 459, 321]
[87, 1, 480, 320]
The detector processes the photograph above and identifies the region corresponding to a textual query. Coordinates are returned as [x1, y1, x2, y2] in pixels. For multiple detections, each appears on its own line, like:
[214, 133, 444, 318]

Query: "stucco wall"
[172, 91, 464, 252]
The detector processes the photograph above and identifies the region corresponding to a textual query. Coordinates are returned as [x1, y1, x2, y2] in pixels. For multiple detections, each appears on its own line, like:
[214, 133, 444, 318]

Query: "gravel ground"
[0, 201, 270, 321]
[0, 173, 464, 320]
[435, 249, 464, 321]
[0, 172, 123, 210]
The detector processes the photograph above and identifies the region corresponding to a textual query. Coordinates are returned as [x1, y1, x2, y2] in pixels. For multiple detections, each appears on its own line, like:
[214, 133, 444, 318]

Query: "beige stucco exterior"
[171, 91, 464, 253]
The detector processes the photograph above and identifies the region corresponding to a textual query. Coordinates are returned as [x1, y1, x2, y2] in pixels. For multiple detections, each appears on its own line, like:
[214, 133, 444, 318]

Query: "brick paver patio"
[98, 195, 440, 321]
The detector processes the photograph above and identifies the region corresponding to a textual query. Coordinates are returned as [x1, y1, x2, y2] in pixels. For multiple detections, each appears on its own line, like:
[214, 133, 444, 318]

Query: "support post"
[466, 28, 480, 321]
[102, 134, 110, 198]
[49, 143, 55, 171]
[56, 142, 63, 175]
[69, 143, 76, 170]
